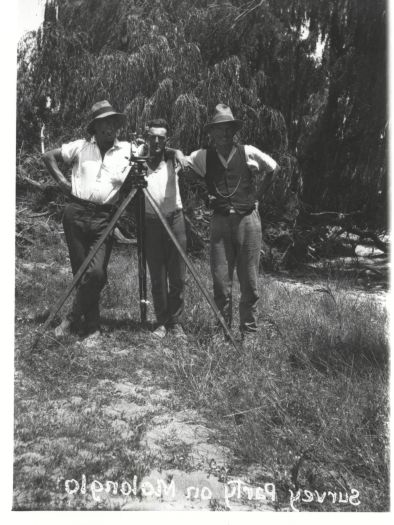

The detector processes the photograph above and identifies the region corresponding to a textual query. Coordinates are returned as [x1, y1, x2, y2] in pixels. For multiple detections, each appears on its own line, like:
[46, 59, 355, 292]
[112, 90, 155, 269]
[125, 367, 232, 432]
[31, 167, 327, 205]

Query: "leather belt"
[69, 195, 116, 212]
[213, 207, 255, 217]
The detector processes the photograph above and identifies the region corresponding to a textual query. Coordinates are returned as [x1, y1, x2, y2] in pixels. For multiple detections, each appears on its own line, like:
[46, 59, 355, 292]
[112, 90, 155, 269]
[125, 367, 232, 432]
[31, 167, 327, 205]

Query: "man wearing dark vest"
[183, 104, 279, 342]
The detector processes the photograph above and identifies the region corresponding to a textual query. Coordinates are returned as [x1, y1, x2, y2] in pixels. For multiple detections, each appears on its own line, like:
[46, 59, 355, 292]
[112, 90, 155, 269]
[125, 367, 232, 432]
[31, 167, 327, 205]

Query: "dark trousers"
[62, 202, 114, 333]
[145, 210, 186, 327]
[210, 209, 262, 333]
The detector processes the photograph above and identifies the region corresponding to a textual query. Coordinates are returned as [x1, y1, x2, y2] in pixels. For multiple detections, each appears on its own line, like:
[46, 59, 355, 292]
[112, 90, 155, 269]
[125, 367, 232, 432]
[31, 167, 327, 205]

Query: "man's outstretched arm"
[166, 147, 207, 179]
[165, 147, 189, 170]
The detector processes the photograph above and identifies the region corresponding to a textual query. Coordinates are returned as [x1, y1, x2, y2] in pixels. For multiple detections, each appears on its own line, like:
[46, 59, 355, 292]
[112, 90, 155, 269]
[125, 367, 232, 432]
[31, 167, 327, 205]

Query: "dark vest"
[206, 145, 256, 214]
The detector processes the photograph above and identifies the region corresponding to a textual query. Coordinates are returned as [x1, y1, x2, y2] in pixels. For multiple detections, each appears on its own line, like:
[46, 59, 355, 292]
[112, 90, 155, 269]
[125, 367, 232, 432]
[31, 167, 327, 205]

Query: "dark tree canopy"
[17, 0, 387, 239]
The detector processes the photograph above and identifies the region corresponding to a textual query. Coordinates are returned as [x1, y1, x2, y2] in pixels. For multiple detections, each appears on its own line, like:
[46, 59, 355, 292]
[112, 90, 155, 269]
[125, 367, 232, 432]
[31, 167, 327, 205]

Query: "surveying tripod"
[31, 154, 239, 351]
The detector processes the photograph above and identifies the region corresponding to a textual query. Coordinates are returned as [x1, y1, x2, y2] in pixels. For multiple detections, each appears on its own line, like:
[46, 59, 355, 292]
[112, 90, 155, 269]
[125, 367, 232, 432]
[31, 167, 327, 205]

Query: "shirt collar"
[216, 145, 237, 167]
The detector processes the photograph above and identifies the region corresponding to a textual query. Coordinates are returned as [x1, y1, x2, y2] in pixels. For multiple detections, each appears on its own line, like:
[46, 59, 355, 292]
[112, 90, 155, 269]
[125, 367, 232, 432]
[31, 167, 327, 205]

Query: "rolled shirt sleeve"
[61, 139, 85, 165]
[245, 145, 278, 174]
[185, 149, 207, 177]
[186, 146, 277, 178]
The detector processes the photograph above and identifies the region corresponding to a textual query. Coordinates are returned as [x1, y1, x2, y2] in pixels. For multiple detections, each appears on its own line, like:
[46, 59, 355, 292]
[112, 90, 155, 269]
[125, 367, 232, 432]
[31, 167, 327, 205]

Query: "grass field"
[14, 219, 389, 511]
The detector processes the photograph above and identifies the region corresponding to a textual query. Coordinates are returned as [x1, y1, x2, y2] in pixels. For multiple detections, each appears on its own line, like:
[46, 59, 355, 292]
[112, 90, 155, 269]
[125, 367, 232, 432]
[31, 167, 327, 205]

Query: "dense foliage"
[17, 0, 387, 263]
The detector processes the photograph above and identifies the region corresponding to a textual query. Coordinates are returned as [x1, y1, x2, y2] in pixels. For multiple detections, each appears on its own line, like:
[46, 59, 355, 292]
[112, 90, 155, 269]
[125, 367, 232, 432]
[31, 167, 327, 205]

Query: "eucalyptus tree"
[17, 0, 387, 265]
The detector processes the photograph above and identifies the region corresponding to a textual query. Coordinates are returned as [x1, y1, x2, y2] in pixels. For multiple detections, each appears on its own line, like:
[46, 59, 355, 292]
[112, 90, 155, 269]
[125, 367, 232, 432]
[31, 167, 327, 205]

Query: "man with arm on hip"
[43, 100, 130, 346]
[181, 104, 279, 344]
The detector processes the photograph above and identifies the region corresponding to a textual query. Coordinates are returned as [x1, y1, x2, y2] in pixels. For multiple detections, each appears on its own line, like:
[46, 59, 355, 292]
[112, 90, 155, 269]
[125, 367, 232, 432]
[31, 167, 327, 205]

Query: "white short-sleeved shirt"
[61, 138, 131, 205]
[145, 159, 183, 216]
[186, 145, 277, 177]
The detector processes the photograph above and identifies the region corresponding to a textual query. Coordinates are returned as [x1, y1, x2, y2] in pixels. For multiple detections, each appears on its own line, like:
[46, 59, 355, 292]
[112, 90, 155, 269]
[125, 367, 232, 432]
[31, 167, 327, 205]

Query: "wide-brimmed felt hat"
[204, 103, 243, 132]
[87, 100, 126, 134]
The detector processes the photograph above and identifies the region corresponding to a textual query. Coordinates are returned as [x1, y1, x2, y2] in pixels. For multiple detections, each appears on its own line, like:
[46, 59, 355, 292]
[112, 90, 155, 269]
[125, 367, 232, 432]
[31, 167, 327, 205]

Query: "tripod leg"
[31, 187, 138, 351]
[143, 188, 240, 352]
[136, 188, 147, 323]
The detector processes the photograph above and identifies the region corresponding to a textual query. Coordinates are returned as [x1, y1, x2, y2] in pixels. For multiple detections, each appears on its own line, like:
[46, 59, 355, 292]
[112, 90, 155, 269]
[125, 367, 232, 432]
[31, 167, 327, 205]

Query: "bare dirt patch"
[14, 240, 389, 511]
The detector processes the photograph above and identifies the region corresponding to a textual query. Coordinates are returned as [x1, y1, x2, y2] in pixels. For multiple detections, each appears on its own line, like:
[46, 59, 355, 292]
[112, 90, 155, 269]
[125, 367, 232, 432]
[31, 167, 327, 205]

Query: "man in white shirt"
[180, 104, 279, 342]
[43, 100, 130, 344]
[143, 119, 187, 340]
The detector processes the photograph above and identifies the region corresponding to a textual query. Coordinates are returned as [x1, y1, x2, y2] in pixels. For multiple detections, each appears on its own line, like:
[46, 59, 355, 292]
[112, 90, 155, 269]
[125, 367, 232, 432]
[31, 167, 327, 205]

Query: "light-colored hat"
[204, 103, 243, 132]
[87, 100, 126, 134]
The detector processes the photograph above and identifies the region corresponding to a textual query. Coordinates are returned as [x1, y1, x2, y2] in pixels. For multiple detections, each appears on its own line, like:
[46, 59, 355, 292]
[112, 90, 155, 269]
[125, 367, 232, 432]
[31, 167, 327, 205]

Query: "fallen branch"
[306, 208, 387, 253]
[308, 209, 364, 224]
[26, 211, 50, 218]
[309, 209, 363, 217]
[345, 226, 388, 253]
[18, 175, 45, 190]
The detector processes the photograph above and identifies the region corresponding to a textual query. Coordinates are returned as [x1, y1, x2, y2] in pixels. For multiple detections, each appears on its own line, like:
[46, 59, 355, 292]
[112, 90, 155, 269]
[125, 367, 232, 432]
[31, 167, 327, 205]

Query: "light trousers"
[210, 209, 262, 333]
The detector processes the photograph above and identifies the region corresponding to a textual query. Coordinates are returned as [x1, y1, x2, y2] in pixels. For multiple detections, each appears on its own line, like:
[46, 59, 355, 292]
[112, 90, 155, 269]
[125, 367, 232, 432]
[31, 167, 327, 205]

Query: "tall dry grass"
[15, 226, 389, 511]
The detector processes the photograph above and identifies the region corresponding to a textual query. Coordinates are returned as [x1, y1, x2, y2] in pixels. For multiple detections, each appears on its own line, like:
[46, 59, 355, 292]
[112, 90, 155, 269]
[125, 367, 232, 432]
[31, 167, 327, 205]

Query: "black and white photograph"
[10, 0, 389, 515]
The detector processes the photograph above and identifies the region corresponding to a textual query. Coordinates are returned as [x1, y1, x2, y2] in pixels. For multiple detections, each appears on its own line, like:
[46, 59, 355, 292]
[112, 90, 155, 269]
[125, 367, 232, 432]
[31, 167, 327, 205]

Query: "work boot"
[152, 325, 166, 339]
[81, 330, 102, 349]
[54, 319, 73, 338]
